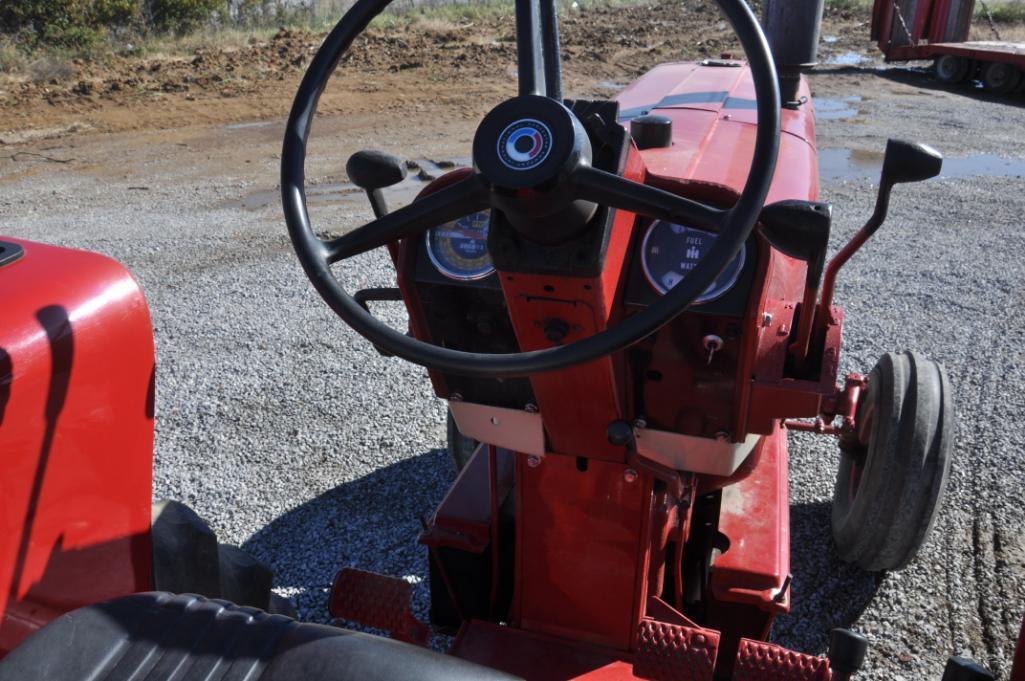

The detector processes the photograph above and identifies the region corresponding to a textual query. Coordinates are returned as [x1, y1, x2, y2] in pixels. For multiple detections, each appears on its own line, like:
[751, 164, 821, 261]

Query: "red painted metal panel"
[0, 238, 154, 656]
[617, 64, 819, 204]
[709, 425, 790, 611]
[917, 41, 1025, 66]
[496, 147, 645, 462]
[452, 619, 641, 680]
[911, 0, 935, 43]
[516, 454, 650, 649]
[1011, 615, 1025, 681]
[422, 444, 514, 553]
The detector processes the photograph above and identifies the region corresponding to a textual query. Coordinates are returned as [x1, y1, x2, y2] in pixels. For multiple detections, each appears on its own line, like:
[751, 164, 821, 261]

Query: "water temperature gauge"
[425, 211, 494, 281]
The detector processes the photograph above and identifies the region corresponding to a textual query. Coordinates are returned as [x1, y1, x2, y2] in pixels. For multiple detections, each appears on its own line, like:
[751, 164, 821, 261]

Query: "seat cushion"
[0, 592, 522, 681]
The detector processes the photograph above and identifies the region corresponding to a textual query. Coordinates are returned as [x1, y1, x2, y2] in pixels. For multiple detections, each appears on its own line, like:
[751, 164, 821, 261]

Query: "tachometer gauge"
[641, 220, 746, 303]
[425, 211, 494, 281]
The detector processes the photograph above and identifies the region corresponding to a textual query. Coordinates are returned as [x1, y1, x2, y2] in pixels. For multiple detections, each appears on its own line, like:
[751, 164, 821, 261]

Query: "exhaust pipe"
[763, 0, 826, 107]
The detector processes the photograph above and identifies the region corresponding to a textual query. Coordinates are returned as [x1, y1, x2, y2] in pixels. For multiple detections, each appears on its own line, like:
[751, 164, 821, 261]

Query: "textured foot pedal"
[329, 567, 429, 645]
[634, 619, 719, 681]
[733, 639, 830, 681]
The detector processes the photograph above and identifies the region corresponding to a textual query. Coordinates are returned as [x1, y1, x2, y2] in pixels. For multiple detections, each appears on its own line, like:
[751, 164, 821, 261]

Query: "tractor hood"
[616, 61, 820, 203]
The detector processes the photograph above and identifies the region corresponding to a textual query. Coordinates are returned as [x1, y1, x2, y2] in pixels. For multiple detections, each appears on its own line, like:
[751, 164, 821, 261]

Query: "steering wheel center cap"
[473, 95, 590, 190]
[498, 119, 553, 170]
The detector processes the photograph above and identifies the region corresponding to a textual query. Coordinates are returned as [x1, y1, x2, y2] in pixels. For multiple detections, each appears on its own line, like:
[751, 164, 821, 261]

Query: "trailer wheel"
[831, 351, 953, 572]
[447, 409, 479, 472]
[982, 61, 1023, 94]
[934, 55, 970, 83]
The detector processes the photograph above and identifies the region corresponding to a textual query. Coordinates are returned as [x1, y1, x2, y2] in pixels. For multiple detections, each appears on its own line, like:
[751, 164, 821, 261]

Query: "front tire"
[832, 351, 954, 572]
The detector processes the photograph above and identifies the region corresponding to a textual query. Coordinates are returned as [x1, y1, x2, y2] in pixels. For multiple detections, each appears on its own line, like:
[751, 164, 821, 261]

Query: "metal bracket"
[449, 401, 546, 456]
[633, 426, 761, 477]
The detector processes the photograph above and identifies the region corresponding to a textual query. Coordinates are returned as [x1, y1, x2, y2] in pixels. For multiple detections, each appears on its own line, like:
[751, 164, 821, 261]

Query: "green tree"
[143, 0, 226, 34]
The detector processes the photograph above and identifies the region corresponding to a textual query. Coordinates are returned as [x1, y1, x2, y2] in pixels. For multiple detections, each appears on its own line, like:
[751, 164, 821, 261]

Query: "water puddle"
[820, 148, 1025, 182]
[227, 159, 468, 211]
[825, 51, 870, 66]
[224, 120, 281, 130]
[815, 96, 864, 120]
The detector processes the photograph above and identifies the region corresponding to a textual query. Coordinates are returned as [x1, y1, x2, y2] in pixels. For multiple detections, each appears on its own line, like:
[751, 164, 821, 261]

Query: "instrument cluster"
[424, 211, 748, 306]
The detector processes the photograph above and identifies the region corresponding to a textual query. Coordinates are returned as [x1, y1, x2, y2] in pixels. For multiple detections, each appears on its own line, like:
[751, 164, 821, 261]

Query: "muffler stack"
[762, 0, 826, 106]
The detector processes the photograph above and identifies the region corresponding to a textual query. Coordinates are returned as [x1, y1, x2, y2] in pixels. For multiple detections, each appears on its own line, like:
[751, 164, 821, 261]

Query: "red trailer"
[872, 0, 1025, 93]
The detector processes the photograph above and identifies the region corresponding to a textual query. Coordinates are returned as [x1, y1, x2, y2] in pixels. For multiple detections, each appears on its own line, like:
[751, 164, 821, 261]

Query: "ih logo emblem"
[497, 119, 553, 171]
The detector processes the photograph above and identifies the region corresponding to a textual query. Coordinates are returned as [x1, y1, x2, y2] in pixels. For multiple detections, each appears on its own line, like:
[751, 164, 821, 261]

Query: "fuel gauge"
[640, 220, 746, 303]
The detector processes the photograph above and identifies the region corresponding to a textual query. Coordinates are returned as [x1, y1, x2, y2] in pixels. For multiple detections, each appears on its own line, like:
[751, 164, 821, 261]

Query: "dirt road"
[1, 1, 1024, 678]
[0, 0, 878, 138]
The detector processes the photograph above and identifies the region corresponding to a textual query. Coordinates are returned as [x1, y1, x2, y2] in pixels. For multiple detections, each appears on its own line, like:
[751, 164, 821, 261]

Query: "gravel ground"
[1, 63, 1024, 679]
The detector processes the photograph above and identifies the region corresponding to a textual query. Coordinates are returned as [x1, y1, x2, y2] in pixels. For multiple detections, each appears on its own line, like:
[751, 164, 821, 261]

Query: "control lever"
[819, 139, 943, 324]
[758, 199, 832, 363]
[827, 628, 868, 681]
[345, 150, 408, 218]
[940, 656, 995, 680]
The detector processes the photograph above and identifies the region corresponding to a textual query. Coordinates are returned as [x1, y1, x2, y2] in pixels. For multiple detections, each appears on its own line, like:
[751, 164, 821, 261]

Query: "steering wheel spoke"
[572, 165, 726, 233]
[324, 173, 490, 263]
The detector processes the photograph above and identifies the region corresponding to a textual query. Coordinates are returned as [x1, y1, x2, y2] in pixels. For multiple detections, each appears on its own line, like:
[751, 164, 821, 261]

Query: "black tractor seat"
[0, 592, 521, 681]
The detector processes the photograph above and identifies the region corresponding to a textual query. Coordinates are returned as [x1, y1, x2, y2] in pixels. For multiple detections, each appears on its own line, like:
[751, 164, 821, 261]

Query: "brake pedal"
[733, 638, 830, 680]
[634, 619, 720, 681]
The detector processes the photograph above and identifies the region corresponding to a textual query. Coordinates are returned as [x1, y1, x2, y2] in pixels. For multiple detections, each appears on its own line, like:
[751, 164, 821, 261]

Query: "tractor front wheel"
[831, 351, 954, 572]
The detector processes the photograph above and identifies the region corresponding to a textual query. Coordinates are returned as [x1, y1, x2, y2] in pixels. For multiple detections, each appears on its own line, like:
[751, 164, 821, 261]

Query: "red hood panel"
[616, 61, 819, 202]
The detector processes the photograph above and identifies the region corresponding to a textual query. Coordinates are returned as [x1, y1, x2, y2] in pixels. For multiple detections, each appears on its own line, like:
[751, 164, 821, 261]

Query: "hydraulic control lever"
[758, 199, 832, 363]
[940, 657, 996, 680]
[827, 628, 868, 681]
[345, 150, 407, 218]
[818, 139, 943, 324]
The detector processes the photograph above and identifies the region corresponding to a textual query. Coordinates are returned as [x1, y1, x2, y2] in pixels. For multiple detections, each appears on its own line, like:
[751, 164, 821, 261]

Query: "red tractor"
[0, 0, 1012, 679]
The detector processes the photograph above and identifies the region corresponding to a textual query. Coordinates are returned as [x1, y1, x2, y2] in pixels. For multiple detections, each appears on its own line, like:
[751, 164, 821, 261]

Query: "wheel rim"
[937, 57, 957, 80]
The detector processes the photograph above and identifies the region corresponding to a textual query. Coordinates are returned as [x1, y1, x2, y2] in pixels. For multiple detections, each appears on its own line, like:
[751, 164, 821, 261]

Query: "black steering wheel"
[282, 0, 780, 378]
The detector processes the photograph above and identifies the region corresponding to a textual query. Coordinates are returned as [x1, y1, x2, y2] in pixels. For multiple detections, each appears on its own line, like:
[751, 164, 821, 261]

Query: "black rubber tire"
[934, 55, 970, 84]
[218, 543, 273, 610]
[982, 61, 1023, 94]
[832, 351, 954, 572]
[446, 409, 480, 472]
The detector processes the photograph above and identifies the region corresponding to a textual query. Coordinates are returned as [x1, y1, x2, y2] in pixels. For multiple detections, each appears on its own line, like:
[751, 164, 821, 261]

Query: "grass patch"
[824, 0, 873, 11]
[123, 24, 280, 57]
[370, 1, 514, 29]
[369, 0, 628, 29]
[0, 36, 80, 83]
[977, 0, 1025, 24]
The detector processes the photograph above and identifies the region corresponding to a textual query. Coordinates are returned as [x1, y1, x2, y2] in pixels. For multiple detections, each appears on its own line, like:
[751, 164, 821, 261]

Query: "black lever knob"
[880, 138, 943, 186]
[346, 150, 407, 191]
[346, 150, 408, 218]
[941, 656, 995, 681]
[827, 628, 868, 680]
